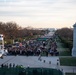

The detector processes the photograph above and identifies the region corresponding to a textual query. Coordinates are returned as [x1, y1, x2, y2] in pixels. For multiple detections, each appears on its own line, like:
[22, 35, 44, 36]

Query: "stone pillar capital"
[73, 23, 76, 27]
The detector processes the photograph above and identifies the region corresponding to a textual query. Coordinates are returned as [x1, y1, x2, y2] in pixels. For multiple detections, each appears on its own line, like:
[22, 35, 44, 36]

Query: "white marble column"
[72, 23, 76, 56]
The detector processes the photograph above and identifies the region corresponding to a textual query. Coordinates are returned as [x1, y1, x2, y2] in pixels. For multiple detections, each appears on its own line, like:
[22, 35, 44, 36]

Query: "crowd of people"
[48, 40, 59, 56]
[6, 40, 48, 56]
[5, 35, 59, 56]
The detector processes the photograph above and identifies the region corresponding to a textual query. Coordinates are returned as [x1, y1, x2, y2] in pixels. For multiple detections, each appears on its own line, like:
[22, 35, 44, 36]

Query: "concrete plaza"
[0, 56, 59, 68]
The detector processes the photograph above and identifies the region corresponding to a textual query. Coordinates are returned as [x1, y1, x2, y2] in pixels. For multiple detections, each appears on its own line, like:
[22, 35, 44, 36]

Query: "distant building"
[47, 28, 55, 32]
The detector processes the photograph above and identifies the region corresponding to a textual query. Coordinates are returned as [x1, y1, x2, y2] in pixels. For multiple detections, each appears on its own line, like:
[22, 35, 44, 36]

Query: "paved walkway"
[60, 66, 76, 73]
[0, 56, 59, 68]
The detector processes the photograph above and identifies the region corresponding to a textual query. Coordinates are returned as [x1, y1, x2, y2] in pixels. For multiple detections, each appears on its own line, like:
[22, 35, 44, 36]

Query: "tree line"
[55, 28, 73, 52]
[0, 21, 46, 44]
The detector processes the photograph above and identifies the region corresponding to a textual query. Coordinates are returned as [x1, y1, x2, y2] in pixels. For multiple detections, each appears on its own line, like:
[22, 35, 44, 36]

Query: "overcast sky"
[0, 0, 76, 28]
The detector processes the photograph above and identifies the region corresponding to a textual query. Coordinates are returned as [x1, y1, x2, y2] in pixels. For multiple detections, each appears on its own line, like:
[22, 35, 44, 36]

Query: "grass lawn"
[57, 42, 71, 56]
[65, 73, 76, 75]
[60, 57, 76, 66]
[58, 48, 71, 56]
[59, 51, 71, 56]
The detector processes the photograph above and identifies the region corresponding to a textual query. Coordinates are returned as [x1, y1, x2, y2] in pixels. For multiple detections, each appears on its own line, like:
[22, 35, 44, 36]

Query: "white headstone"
[72, 23, 76, 56]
